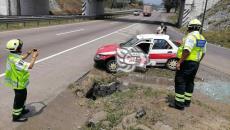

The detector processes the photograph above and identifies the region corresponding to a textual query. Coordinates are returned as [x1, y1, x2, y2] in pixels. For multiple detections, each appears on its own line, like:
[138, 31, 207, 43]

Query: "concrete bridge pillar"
[0, 0, 8, 15]
[82, 0, 104, 16]
[0, 0, 49, 16]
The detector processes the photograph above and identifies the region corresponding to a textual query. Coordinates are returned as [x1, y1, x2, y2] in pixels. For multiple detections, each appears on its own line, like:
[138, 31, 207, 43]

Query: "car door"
[133, 42, 152, 68]
[149, 39, 176, 65]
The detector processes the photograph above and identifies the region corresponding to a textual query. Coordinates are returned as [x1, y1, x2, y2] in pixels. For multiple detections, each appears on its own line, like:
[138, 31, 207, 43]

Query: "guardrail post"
[37, 21, 39, 27]
[23, 22, 26, 27]
[49, 20, 51, 25]
[6, 23, 9, 29]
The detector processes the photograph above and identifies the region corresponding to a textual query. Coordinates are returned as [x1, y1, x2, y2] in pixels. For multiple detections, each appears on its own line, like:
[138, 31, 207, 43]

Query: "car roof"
[136, 34, 170, 40]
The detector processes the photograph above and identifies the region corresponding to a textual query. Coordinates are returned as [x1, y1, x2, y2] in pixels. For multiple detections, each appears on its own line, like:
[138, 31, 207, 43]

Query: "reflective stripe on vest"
[4, 54, 30, 90]
[177, 32, 206, 62]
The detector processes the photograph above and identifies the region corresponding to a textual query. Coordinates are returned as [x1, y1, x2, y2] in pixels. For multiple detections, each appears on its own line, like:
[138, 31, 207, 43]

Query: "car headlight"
[95, 54, 101, 59]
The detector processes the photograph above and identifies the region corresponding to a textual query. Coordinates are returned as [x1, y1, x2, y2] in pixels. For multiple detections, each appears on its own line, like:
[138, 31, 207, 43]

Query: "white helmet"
[6, 39, 23, 51]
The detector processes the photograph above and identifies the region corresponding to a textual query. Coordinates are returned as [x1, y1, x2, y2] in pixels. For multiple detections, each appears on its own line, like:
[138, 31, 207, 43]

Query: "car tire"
[106, 60, 117, 73]
[166, 59, 178, 70]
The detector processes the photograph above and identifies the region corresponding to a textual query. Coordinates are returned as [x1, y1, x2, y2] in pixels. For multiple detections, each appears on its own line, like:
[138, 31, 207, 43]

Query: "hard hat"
[6, 39, 23, 51]
[188, 19, 202, 27]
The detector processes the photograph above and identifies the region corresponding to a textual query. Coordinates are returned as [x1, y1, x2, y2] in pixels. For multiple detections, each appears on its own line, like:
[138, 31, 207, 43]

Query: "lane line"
[0, 20, 99, 34]
[56, 29, 85, 36]
[0, 23, 137, 78]
[110, 22, 118, 25]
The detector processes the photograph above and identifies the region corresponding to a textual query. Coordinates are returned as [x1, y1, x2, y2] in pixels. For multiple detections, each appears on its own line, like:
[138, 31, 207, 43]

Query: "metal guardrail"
[0, 10, 136, 29]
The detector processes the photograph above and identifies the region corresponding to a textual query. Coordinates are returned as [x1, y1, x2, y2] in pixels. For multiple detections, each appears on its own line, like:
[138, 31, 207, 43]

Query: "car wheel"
[166, 59, 178, 70]
[106, 60, 117, 73]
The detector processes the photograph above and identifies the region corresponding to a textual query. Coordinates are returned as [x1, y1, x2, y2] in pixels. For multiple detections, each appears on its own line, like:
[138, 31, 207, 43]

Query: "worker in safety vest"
[5, 39, 39, 122]
[169, 19, 207, 110]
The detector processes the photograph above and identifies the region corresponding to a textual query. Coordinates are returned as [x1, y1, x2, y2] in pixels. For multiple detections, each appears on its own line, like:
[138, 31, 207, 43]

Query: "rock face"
[183, 0, 221, 25]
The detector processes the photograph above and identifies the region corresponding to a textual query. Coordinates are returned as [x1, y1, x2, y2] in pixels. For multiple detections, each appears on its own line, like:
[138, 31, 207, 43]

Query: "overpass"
[0, 0, 49, 16]
[0, 0, 105, 16]
[0, 0, 220, 27]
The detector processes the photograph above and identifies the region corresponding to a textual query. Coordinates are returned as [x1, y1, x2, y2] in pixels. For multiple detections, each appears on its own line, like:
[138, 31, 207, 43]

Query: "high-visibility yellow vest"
[177, 32, 206, 62]
[5, 54, 30, 90]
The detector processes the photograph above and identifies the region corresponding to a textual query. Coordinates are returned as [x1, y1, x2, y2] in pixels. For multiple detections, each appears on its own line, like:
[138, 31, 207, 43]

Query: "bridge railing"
[0, 10, 137, 30]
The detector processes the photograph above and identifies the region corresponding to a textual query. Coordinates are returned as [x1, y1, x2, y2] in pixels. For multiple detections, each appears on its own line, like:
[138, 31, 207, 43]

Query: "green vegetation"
[105, 0, 143, 9]
[163, 0, 179, 13]
[77, 68, 230, 130]
[203, 30, 230, 48]
[168, 12, 179, 24]
[145, 67, 175, 79]
[0, 19, 90, 32]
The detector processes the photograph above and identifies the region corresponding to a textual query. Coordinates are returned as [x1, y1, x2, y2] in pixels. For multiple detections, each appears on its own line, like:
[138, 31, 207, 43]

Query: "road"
[0, 12, 229, 129]
[0, 14, 160, 129]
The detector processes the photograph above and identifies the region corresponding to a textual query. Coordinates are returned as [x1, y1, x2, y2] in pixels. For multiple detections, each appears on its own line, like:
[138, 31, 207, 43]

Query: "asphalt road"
[0, 12, 229, 129]
[0, 14, 160, 129]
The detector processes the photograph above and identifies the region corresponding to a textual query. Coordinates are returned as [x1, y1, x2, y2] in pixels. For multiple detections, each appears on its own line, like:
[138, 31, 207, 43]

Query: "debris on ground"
[135, 107, 146, 119]
[72, 69, 230, 130]
[86, 82, 121, 100]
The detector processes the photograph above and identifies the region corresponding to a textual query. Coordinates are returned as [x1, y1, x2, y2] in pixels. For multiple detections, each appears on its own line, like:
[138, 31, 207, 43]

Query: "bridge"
[0, 0, 221, 27]
[0, 0, 105, 16]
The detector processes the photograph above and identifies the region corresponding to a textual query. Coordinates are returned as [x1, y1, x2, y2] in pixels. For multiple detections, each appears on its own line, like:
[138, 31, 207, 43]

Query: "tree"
[163, 0, 179, 13]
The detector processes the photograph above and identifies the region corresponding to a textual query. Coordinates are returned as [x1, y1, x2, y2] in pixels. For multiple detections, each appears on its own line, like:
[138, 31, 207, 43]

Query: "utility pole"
[201, 0, 208, 33]
[177, 0, 185, 27]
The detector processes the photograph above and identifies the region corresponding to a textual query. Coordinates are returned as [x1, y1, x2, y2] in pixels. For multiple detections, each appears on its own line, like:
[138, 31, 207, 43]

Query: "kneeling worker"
[170, 19, 207, 110]
[5, 39, 39, 122]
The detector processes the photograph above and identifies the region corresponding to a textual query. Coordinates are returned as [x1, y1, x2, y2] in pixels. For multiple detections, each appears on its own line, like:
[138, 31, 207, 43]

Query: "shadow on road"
[103, 17, 178, 27]
[23, 101, 47, 118]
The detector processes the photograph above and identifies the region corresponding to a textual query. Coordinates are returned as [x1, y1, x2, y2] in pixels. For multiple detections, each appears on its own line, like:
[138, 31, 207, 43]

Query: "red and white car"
[94, 34, 179, 73]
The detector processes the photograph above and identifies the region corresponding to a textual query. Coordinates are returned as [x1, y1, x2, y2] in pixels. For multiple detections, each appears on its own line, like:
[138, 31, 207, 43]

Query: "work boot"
[168, 102, 184, 111]
[184, 101, 191, 107]
[22, 109, 30, 115]
[12, 117, 28, 122]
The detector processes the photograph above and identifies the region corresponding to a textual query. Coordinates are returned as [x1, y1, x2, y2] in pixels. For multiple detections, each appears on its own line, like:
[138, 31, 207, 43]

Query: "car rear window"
[120, 38, 139, 47]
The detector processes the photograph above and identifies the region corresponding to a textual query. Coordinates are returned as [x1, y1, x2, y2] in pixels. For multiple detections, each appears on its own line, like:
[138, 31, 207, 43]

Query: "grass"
[0, 19, 90, 32]
[203, 30, 230, 48]
[178, 28, 230, 49]
[78, 68, 230, 129]
[107, 111, 125, 126]
[168, 13, 179, 24]
[145, 67, 175, 79]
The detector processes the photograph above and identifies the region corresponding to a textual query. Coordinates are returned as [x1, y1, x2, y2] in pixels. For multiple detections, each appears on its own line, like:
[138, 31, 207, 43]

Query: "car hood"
[96, 44, 119, 55]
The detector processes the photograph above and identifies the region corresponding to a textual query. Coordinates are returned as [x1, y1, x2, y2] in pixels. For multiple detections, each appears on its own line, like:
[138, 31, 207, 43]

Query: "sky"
[144, 0, 162, 5]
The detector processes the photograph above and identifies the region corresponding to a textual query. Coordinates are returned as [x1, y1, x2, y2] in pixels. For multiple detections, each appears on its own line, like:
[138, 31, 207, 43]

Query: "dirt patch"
[17, 68, 230, 130]
[73, 69, 230, 130]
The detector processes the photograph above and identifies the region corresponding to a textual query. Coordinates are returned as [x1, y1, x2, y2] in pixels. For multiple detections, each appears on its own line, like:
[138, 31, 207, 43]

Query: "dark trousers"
[174, 61, 199, 107]
[13, 89, 27, 119]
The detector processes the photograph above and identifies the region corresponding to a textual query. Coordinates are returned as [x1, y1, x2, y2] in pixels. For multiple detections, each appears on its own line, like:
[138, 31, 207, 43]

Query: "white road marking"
[110, 22, 118, 25]
[0, 20, 99, 34]
[0, 23, 137, 78]
[56, 29, 85, 36]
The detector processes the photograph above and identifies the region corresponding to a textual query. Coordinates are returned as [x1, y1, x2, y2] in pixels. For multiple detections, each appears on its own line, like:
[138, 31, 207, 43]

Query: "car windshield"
[120, 37, 139, 47]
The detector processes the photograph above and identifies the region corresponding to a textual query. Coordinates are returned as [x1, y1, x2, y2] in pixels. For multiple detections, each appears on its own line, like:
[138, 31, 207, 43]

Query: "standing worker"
[170, 19, 207, 110]
[156, 23, 167, 34]
[5, 39, 39, 122]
